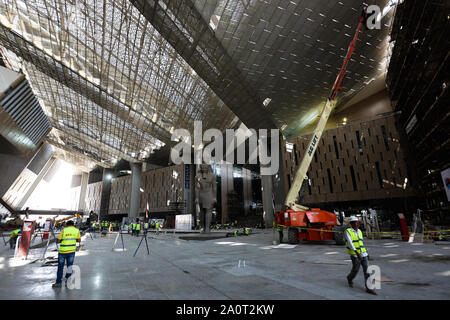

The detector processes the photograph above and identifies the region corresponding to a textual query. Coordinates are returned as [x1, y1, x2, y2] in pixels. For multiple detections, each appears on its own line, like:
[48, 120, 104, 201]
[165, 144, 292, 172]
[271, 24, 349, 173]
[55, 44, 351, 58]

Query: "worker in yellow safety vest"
[135, 220, 141, 237]
[144, 222, 149, 235]
[9, 228, 22, 249]
[155, 221, 160, 235]
[52, 220, 81, 288]
[277, 224, 284, 243]
[345, 216, 377, 295]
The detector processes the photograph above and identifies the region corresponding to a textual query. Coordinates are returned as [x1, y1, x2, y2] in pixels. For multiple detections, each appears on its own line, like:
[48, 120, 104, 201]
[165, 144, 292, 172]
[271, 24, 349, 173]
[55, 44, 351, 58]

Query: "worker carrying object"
[52, 220, 81, 288]
[345, 216, 377, 295]
[9, 228, 22, 249]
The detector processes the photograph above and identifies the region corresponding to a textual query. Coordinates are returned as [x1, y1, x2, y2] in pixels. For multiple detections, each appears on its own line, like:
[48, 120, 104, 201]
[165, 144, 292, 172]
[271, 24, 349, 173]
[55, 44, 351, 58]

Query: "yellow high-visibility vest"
[10, 229, 21, 238]
[135, 223, 141, 231]
[346, 228, 367, 255]
[58, 226, 80, 254]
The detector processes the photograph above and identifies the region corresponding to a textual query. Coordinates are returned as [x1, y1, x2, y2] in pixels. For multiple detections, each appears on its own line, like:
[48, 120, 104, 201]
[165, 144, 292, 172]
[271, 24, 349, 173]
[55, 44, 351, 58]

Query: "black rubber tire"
[288, 228, 299, 244]
[333, 225, 346, 245]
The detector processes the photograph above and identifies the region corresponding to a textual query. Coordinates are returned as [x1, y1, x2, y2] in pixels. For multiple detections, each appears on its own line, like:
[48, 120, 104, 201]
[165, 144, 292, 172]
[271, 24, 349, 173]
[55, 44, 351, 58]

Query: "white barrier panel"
[175, 214, 192, 231]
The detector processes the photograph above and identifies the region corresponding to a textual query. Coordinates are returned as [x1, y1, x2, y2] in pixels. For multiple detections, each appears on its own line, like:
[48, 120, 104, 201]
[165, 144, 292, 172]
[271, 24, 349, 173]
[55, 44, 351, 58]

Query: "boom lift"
[276, 9, 370, 245]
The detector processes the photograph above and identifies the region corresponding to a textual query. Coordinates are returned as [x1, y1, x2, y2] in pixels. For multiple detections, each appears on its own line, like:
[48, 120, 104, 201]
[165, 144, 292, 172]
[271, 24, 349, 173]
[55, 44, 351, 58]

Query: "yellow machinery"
[54, 214, 82, 227]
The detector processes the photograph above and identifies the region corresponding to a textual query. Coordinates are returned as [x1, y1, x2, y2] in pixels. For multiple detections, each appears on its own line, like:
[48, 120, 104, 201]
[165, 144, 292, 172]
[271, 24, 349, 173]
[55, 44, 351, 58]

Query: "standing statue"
[195, 164, 217, 233]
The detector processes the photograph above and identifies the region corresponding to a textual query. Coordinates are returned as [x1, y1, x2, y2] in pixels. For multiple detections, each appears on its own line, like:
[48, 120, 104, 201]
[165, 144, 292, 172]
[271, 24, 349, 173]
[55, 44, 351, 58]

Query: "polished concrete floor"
[0, 230, 449, 300]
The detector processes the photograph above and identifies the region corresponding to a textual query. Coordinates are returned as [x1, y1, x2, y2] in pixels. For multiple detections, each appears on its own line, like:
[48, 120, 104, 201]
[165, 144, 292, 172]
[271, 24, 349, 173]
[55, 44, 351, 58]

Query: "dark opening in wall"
[314, 152, 318, 163]
[368, 128, 371, 136]
[350, 166, 358, 191]
[375, 162, 384, 189]
[356, 131, 363, 154]
[287, 174, 291, 189]
[381, 125, 390, 151]
[327, 168, 333, 193]
[333, 136, 340, 159]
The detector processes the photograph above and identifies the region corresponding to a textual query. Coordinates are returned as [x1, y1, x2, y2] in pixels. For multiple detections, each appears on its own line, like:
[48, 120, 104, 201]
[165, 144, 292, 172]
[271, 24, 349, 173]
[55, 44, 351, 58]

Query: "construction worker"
[155, 221, 160, 235]
[243, 228, 249, 236]
[9, 228, 22, 249]
[144, 221, 149, 235]
[277, 224, 284, 243]
[131, 222, 136, 236]
[345, 216, 377, 295]
[135, 220, 141, 237]
[52, 220, 81, 288]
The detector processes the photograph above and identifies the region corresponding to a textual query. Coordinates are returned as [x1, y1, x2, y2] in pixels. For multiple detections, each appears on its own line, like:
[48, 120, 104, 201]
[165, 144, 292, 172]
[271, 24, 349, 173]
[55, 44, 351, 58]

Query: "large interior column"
[242, 168, 252, 215]
[261, 173, 274, 227]
[220, 162, 233, 224]
[129, 162, 142, 218]
[78, 171, 88, 212]
[99, 168, 113, 219]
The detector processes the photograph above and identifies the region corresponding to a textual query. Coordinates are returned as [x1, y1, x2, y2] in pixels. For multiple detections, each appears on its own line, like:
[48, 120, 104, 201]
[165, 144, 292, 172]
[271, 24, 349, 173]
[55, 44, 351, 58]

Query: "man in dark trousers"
[52, 220, 81, 288]
[345, 216, 377, 295]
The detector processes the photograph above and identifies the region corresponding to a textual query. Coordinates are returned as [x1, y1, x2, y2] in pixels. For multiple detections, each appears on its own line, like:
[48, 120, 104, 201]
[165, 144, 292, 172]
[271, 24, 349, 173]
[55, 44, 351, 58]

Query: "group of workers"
[90, 221, 120, 233]
[88, 219, 163, 237]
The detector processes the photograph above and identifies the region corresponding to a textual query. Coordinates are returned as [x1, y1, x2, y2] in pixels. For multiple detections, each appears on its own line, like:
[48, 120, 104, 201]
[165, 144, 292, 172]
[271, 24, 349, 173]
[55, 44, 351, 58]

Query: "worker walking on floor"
[52, 220, 81, 288]
[345, 216, 377, 295]
[155, 221, 160, 235]
[9, 228, 22, 249]
[144, 221, 149, 235]
[277, 224, 284, 243]
[135, 220, 141, 237]
[131, 222, 136, 236]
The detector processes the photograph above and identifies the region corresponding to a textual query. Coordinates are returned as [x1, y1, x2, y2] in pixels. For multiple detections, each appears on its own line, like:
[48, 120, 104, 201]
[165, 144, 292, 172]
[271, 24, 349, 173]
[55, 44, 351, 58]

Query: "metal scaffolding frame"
[0, 0, 394, 168]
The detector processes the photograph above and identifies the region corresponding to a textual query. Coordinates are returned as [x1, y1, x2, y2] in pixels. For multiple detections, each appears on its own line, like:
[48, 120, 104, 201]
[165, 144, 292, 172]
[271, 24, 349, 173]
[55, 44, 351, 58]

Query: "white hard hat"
[349, 216, 359, 222]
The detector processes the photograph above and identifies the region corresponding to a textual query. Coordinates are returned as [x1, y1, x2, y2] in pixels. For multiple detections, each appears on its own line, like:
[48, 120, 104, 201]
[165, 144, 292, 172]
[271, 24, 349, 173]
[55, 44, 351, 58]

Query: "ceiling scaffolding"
[0, 0, 238, 168]
[0, 0, 394, 168]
